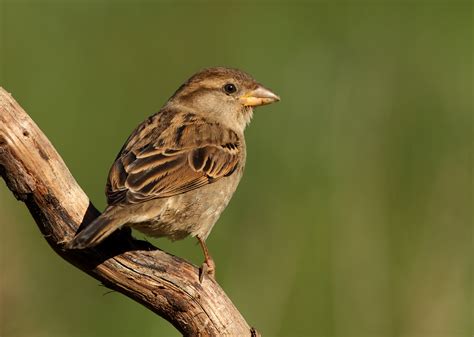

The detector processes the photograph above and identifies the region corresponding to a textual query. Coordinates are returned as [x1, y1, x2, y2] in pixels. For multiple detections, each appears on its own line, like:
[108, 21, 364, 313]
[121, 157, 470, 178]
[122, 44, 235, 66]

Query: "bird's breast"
[130, 166, 244, 240]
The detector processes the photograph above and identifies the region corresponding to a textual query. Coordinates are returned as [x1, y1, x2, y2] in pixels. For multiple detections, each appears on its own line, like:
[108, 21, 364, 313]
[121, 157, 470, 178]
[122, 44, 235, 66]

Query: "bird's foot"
[199, 257, 215, 283]
[197, 237, 216, 283]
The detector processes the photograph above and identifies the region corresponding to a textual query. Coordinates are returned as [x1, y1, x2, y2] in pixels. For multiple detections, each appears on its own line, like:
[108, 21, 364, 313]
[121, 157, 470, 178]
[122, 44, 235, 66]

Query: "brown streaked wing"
[106, 119, 241, 205]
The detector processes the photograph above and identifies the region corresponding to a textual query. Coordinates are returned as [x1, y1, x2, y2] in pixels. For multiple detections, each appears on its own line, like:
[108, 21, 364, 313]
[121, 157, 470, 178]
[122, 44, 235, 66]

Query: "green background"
[0, 1, 472, 337]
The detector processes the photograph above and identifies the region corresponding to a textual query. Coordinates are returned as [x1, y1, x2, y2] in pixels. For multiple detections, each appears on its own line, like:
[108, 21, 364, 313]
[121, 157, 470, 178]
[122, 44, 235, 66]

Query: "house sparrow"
[67, 67, 280, 281]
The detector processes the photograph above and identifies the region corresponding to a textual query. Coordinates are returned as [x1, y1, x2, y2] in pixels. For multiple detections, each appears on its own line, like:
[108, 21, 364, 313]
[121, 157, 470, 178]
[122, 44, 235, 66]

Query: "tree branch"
[0, 87, 257, 336]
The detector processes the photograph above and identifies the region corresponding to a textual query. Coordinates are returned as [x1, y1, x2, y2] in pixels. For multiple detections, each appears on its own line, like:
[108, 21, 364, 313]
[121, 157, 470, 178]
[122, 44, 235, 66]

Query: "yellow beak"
[240, 86, 280, 107]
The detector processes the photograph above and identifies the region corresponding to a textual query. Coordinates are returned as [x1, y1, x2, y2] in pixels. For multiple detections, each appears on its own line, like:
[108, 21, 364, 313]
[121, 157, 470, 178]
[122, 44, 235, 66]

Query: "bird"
[66, 67, 280, 281]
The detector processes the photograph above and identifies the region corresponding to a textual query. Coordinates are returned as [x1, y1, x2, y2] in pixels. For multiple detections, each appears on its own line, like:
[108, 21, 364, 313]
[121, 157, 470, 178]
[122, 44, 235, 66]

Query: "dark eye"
[223, 83, 237, 94]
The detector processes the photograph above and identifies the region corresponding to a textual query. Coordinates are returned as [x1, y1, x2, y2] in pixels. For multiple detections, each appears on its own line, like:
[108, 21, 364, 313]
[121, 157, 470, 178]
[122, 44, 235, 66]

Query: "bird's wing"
[106, 113, 241, 205]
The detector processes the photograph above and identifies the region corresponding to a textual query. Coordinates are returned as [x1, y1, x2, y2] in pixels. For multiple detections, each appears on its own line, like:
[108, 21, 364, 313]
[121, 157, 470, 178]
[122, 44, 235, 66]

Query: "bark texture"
[0, 87, 257, 336]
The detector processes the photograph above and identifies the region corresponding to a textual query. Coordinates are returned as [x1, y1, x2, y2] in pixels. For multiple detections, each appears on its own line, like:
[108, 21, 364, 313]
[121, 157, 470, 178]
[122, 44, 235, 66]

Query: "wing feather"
[105, 111, 241, 205]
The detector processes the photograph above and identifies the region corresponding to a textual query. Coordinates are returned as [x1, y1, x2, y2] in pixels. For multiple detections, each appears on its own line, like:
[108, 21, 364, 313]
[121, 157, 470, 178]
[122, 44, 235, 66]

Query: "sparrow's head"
[169, 67, 280, 131]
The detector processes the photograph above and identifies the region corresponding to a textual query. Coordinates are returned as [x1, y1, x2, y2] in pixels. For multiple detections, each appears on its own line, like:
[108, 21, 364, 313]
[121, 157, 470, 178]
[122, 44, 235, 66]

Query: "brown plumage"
[67, 67, 279, 281]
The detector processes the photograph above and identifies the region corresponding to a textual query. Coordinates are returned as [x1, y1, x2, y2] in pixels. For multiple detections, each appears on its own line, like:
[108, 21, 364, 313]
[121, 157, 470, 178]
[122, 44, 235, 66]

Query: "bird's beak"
[240, 86, 280, 107]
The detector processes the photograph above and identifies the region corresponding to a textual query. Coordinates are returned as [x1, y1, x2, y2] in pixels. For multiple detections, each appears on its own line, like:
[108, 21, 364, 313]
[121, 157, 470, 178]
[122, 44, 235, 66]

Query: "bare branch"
[0, 87, 257, 336]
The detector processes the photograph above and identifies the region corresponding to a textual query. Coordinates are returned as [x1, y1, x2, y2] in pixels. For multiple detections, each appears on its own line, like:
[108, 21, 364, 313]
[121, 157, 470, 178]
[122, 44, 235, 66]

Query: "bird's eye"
[223, 83, 237, 94]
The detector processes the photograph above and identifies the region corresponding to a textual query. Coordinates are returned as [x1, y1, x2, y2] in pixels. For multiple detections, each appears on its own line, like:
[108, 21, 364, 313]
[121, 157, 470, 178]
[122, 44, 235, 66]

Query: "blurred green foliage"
[0, 1, 472, 337]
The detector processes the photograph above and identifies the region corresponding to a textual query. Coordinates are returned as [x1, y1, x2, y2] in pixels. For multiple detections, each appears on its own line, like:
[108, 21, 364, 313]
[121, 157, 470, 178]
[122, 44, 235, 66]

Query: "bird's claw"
[199, 259, 216, 283]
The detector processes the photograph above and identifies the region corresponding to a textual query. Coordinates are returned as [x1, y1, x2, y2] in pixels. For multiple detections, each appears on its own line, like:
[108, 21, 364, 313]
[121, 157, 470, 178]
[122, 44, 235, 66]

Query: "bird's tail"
[66, 210, 123, 249]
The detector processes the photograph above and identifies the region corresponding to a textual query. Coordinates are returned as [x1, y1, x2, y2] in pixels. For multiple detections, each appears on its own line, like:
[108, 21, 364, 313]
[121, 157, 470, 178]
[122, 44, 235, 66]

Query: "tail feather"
[67, 212, 123, 249]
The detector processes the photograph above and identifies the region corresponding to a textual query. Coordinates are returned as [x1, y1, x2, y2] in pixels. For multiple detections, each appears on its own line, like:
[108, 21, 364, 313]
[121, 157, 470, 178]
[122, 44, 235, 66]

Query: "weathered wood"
[0, 87, 257, 336]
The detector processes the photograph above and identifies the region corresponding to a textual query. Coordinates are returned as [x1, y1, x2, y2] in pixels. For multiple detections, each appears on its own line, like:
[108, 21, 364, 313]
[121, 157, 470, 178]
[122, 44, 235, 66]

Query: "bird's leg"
[197, 237, 215, 282]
